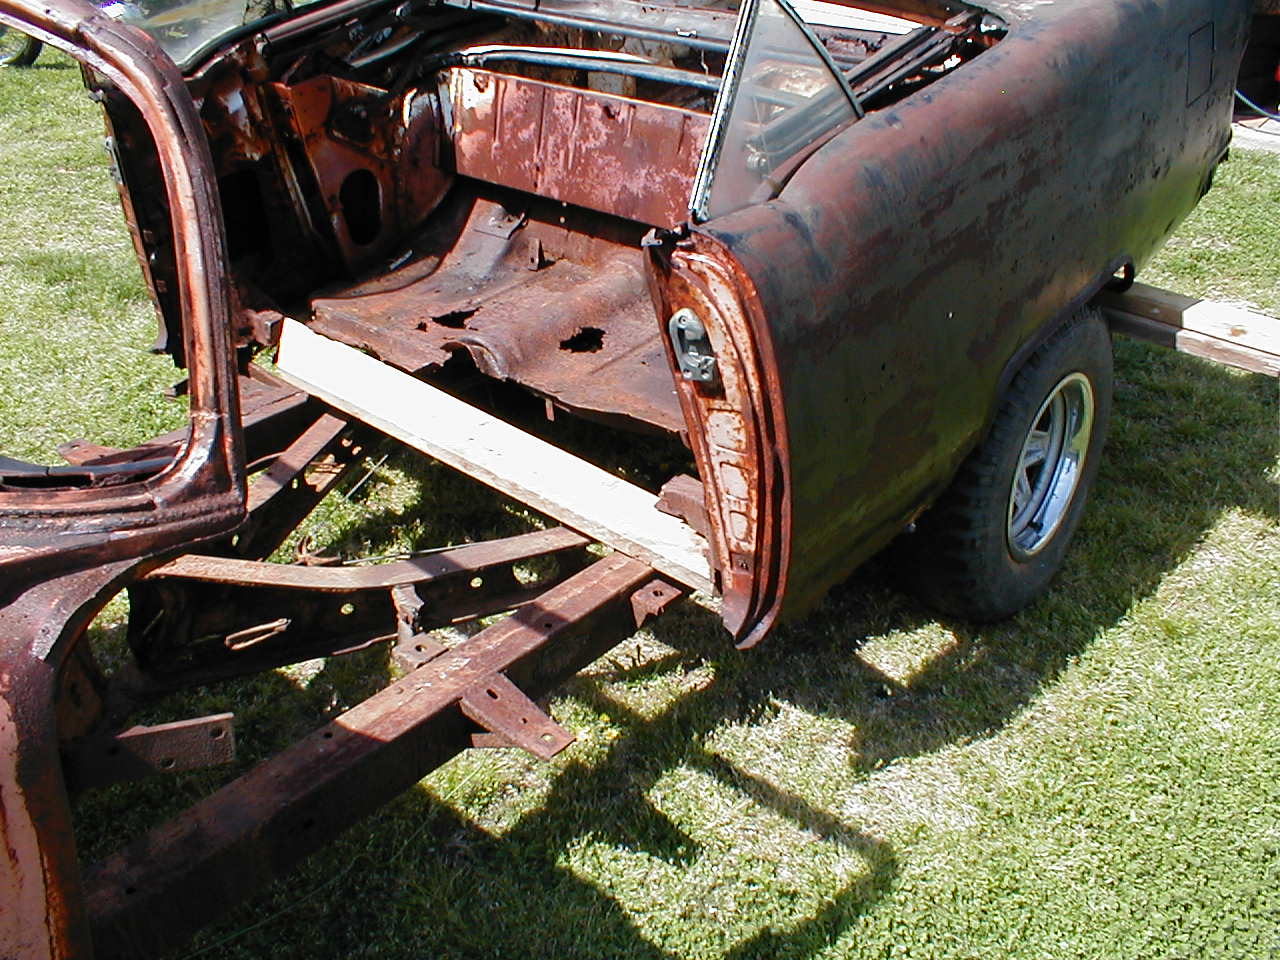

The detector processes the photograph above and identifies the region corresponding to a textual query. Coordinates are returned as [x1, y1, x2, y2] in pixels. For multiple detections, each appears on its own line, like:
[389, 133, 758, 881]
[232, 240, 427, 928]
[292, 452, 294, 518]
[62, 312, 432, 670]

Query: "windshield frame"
[688, 0, 863, 224]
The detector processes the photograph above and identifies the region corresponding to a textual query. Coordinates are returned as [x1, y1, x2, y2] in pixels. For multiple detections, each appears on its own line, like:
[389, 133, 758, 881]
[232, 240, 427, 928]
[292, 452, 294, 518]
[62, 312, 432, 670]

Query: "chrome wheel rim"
[1007, 372, 1095, 560]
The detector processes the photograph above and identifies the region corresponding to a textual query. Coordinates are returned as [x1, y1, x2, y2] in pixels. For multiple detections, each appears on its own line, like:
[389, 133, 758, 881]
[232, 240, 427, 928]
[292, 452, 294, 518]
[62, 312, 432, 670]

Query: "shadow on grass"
[74, 340, 1274, 959]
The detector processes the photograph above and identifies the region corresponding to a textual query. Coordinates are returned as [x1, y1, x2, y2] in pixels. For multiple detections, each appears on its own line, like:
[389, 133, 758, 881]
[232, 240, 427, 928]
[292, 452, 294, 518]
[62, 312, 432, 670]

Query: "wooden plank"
[1106, 282, 1280, 354]
[1095, 282, 1280, 377]
[1105, 312, 1280, 377]
[274, 319, 713, 592]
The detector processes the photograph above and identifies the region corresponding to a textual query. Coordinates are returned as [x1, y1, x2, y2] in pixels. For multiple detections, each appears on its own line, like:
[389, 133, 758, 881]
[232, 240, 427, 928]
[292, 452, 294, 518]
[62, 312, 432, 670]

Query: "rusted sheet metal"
[656, 474, 710, 538]
[648, 246, 786, 642]
[84, 554, 669, 958]
[0, 4, 252, 952]
[311, 191, 685, 431]
[448, 67, 709, 228]
[0, 562, 140, 960]
[654, 0, 1250, 642]
[63, 713, 236, 792]
[1, 648, 89, 960]
[272, 75, 454, 269]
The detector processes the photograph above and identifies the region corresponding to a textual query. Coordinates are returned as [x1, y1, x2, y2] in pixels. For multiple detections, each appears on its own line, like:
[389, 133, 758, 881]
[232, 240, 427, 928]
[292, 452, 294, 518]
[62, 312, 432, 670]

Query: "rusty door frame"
[0, 0, 246, 604]
[1, 1, 247, 954]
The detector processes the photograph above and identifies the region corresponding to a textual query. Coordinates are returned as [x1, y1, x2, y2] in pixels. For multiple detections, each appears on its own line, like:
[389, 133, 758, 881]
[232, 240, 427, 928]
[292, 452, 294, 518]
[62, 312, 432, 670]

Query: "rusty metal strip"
[243, 413, 350, 512]
[63, 713, 235, 792]
[126, 527, 594, 688]
[85, 553, 658, 958]
[148, 526, 589, 588]
[459, 673, 574, 759]
[230, 412, 372, 560]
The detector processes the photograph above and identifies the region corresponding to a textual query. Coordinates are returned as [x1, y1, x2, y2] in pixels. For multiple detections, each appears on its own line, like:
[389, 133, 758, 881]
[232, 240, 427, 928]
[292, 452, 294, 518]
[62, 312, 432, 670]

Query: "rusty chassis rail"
[2, 382, 685, 957]
[86, 552, 681, 958]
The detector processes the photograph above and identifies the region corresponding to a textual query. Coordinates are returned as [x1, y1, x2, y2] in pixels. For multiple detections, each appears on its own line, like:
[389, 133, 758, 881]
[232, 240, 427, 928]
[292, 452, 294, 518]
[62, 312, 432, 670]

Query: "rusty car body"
[0, 0, 1252, 953]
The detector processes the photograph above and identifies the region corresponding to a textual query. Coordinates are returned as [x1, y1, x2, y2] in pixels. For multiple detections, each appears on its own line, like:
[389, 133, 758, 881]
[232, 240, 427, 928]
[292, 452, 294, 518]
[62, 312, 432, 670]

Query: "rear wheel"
[908, 308, 1113, 620]
[0, 25, 43, 67]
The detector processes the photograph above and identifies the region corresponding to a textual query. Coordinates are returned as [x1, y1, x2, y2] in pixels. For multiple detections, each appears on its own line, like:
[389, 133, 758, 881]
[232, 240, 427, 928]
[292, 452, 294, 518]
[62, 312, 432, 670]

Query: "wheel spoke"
[1022, 429, 1051, 468]
[1013, 470, 1032, 512]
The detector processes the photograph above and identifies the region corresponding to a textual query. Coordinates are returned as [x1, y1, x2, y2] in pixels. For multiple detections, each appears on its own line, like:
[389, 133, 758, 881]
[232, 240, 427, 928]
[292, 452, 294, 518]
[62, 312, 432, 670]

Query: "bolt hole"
[210, 727, 226, 740]
[340, 602, 356, 616]
[415, 644, 427, 653]
[322, 730, 334, 739]
[540, 733, 554, 742]
[543, 621, 554, 630]
[486, 688, 499, 700]
[159, 758, 176, 770]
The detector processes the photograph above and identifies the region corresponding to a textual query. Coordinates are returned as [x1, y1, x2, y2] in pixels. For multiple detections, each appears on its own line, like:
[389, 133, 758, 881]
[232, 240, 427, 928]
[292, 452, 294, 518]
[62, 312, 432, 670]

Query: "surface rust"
[449, 67, 709, 228]
[652, 0, 1250, 640]
[310, 190, 685, 432]
[84, 554, 668, 958]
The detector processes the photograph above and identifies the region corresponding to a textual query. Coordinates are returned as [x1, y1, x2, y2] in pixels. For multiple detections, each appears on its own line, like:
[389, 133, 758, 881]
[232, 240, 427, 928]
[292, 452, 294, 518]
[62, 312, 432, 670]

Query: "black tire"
[0, 26, 43, 67]
[906, 307, 1113, 621]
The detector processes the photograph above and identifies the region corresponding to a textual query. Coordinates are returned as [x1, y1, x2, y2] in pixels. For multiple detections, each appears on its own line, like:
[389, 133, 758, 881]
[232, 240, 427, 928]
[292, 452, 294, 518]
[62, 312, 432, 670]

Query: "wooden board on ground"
[274, 319, 714, 593]
[1095, 282, 1280, 377]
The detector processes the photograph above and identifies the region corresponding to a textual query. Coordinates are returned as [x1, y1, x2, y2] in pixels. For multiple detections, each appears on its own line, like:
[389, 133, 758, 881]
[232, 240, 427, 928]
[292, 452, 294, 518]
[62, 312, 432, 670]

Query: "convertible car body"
[0, 0, 1251, 953]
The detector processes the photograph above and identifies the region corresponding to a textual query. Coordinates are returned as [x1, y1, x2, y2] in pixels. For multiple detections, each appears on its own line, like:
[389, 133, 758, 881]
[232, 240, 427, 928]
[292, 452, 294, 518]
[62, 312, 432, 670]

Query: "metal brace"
[459, 672, 574, 760]
[390, 583, 447, 671]
[63, 713, 236, 792]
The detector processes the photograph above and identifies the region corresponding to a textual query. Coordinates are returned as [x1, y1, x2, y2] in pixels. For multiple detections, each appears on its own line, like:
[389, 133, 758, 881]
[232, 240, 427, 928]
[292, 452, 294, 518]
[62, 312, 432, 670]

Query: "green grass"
[1143, 151, 1280, 313]
[2, 52, 1278, 960]
[0, 50, 186, 463]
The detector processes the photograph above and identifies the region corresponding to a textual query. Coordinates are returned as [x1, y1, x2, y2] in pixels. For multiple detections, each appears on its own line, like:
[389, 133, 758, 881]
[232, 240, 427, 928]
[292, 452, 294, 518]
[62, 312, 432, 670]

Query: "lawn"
[2, 48, 1278, 960]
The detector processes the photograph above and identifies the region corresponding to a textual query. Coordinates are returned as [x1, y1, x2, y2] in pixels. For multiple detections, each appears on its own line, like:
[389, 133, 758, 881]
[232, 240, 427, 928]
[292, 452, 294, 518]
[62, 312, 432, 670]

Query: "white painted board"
[275, 319, 714, 592]
[791, 0, 917, 34]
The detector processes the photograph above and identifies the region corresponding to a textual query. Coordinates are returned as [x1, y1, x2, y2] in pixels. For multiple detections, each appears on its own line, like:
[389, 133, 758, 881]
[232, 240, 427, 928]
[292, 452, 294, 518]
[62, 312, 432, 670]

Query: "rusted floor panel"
[309, 198, 683, 434]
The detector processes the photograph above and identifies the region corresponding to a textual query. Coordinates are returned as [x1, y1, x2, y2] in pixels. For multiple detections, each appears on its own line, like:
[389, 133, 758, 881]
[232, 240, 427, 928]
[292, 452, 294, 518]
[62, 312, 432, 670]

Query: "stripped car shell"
[662, 0, 1250, 638]
[0, 0, 1252, 953]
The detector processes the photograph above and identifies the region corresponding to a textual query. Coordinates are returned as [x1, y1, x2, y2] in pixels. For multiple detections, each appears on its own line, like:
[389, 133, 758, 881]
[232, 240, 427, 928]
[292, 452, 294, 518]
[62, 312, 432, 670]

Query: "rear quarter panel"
[695, 0, 1250, 627]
